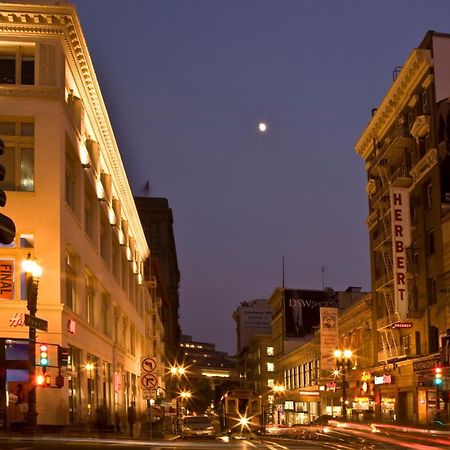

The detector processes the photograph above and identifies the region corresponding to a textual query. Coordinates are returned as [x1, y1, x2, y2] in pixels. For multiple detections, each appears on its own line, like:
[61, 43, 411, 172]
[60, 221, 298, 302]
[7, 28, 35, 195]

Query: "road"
[1, 421, 450, 449]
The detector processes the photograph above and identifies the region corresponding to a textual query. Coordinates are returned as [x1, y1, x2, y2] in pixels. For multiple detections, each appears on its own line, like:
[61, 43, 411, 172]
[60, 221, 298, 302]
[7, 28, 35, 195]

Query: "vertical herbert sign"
[390, 187, 411, 320]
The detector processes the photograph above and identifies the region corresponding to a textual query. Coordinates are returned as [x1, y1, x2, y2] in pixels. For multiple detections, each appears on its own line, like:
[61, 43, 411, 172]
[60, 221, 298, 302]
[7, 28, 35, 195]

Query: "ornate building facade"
[355, 30, 450, 424]
[0, 0, 163, 429]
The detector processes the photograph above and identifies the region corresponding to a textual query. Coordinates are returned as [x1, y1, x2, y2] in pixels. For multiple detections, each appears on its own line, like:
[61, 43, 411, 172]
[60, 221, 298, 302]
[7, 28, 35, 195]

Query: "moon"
[258, 122, 267, 132]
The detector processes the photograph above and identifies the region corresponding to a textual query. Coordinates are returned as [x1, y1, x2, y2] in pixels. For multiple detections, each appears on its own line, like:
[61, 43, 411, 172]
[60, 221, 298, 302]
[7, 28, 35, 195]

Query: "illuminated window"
[267, 362, 274, 372]
[267, 346, 274, 356]
[268, 379, 274, 387]
[0, 119, 34, 191]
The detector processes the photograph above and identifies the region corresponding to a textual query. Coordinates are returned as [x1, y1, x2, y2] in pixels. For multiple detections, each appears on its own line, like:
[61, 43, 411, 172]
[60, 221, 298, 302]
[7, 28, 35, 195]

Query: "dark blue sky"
[72, 0, 450, 354]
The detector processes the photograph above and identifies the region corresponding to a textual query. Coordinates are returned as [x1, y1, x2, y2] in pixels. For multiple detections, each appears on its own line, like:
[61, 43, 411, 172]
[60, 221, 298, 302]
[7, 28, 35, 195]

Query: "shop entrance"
[0, 339, 30, 429]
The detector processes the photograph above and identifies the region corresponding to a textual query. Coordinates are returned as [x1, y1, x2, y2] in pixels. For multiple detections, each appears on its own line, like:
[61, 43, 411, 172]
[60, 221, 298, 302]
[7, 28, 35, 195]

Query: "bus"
[219, 389, 263, 435]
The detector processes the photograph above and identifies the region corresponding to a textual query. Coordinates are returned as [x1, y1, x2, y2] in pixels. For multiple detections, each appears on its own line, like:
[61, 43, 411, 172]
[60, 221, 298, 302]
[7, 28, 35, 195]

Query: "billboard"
[284, 289, 338, 338]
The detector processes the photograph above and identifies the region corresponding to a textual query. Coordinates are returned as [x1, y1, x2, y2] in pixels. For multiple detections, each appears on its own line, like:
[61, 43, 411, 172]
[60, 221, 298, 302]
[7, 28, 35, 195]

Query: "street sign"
[141, 357, 157, 373]
[141, 373, 158, 389]
[25, 314, 48, 331]
[142, 389, 156, 400]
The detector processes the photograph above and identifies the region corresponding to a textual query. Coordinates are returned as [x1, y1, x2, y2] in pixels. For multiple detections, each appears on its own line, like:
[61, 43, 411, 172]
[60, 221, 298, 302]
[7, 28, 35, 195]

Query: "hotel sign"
[390, 187, 411, 321]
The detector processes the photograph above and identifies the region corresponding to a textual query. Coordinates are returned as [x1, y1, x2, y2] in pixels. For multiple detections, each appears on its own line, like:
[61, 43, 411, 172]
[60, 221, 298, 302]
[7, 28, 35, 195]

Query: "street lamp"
[22, 254, 42, 429]
[179, 389, 192, 418]
[169, 364, 188, 434]
[333, 349, 353, 421]
[271, 384, 285, 425]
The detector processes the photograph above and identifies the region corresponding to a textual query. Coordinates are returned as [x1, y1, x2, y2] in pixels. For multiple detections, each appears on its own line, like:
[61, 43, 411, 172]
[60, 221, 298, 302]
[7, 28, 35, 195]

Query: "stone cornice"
[355, 49, 432, 161]
[0, 2, 149, 260]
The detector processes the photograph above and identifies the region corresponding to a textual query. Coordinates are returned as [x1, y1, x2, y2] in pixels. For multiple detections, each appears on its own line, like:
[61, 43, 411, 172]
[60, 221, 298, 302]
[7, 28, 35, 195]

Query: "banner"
[0, 259, 14, 300]
[390, 187, 411, 321]
[320, 307, 339, 371]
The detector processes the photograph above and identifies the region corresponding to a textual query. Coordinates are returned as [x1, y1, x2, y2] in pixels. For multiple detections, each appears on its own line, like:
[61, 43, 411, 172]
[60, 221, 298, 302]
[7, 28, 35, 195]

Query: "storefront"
[0, 338, 30, 429]
[413, 356, 441, 425]
[348, 371, 375, 422]
[373, 373, 396, 422]
[275, 389, 321, 425]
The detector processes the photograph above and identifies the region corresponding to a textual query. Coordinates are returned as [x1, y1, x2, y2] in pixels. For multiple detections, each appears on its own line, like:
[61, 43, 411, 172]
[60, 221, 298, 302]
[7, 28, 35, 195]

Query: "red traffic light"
[36, 374, 45, 386]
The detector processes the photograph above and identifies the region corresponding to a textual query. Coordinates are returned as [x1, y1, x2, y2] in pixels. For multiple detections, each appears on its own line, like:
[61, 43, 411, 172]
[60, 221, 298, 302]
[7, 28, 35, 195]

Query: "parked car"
[181, 415, 216, 439]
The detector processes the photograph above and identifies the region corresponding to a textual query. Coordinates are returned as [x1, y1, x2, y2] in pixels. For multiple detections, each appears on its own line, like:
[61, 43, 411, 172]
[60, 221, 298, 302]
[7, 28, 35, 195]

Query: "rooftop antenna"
[282, 256, 285, 288]
[321, 265, 325, 290]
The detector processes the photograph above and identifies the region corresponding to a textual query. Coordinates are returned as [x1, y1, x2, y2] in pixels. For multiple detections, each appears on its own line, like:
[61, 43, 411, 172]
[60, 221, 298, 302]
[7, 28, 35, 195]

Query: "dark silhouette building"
[135, 197, 181, 369]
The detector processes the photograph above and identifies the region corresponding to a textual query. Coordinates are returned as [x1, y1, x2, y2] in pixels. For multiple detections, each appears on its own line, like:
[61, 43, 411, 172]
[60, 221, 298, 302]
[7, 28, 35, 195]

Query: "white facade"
[0, 1, 163, 428]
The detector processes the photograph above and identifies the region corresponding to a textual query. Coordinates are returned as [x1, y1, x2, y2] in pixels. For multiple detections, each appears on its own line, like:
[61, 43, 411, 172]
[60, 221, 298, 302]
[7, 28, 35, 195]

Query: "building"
[232, 298, 272, 385]
[134, 197, 181, 378]
[273, 293, 374, 425]
[268, 286, 365, 363]
[243, 333, 275, 424]
[179, 335, 238, 388]
[0, 0, 162, 429]
[355, 31, 450, 424]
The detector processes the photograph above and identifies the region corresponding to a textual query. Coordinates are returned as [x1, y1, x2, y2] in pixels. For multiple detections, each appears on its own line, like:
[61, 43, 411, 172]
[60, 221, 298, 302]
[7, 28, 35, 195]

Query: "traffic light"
[36, 373, 51, 387]
[39, 344, 49, 367]
[58, 346, 70, 367]
[434, 366, 443, 386]
[36, 373, 45, 386]
[0, 138, 16, 245]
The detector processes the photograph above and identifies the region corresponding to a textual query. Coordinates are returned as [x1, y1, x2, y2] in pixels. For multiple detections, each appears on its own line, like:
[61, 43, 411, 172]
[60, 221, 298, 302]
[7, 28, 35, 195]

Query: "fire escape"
[366, 118, 413, 363]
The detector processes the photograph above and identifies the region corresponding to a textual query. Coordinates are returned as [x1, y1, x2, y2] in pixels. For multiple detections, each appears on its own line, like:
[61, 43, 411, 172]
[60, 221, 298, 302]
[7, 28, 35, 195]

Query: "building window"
[100, 216, 111, 264]
[20, 233, 34, 248]
[415, 331, 421, 356]
[0, 46, 35, 85]
[84, 180, 98, 243]
[266, 346, 274, 356]
[65, 138, 80, 216]
[267, 379, 274, 387]
[0, 119, 34, 191]
[427, 230, 435, 256]
[429, 326, 439, 353]
[85, 273, 95, 325]
[101, 292, 111, 337]
[427, 278, 437, 305]
[65, 251, 78, 311]
[401, 335, 411, 355]
[267, 362, 274, 372]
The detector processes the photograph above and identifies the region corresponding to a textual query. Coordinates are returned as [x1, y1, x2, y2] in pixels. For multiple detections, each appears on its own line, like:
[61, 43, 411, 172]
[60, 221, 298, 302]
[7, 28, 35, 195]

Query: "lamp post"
[170, 364, 187, 434]
[22, 254, 43, 429]
[272, 384, 285, 425]
[333, 349, 352, 421]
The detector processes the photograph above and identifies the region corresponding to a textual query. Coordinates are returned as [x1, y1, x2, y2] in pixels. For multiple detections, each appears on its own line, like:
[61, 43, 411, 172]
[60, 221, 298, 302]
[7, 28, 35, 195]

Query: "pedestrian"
[127, 401, 136, 438]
